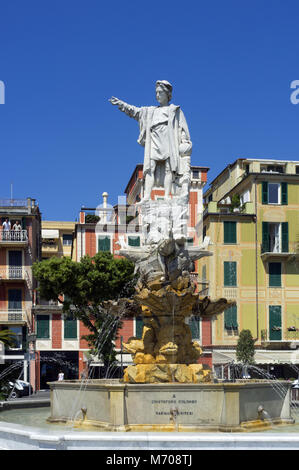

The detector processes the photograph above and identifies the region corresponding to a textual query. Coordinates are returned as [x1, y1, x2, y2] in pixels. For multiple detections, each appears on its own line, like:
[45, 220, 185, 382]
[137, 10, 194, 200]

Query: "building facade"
[200, 158, 299, 379]
[32, 221, 90, 389]
[74, 164, 211, 372]
[0, 198, 41, 389]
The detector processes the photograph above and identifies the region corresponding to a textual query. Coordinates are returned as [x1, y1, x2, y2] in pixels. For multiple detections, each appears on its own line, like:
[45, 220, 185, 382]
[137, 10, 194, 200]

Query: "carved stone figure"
[109, 80, 192, 202]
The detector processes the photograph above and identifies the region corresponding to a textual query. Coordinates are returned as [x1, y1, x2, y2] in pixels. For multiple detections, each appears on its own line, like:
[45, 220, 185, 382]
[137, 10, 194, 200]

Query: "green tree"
[33, 252, 135, 371]
[0, 329, 16, 348]
[236, 329, 255, 365]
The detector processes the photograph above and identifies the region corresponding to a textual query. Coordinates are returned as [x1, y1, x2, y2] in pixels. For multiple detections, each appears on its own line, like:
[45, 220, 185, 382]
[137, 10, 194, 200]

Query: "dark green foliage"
[236, 329, 255, 364]
[33, 252, 135, 368]
[85, 214, 100, 224]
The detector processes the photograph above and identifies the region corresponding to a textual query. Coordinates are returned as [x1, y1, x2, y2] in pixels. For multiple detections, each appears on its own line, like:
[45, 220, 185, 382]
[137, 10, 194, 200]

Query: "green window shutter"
[224, 261, 237, 286]
[36, 315, 50, 339]
[64, 315, 77, 339]
[224, 305, 238, 330]
[224, 221, 236, 244]
[269, 306, 282, 341]
[262, 222, 270, 253]
[135, 316, 144, 339]
[262, 182, 268, 204]
[21, 217, 26, 229]
[269, 262, 281, 287]
[98, 236, 111, 252]
[281, 222, 289, 253]
[128, 236, 140, 247]
[189, 316, 200, 339]
[281, 183, 288, 205]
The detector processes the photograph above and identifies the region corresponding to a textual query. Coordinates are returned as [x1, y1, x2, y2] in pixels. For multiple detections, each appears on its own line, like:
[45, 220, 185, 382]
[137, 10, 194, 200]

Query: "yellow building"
[201, 158, 299, 379]
[41, 221, 75, 260]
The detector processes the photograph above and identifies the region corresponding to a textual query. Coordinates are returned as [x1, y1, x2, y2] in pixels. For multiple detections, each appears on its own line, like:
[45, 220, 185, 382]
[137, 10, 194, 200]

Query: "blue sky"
[0, 0, 299, 220]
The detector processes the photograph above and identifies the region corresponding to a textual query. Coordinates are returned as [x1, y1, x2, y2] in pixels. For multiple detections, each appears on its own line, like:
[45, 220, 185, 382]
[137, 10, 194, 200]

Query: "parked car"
[8, 380, 32, 399]
[291, 379, 299, 389]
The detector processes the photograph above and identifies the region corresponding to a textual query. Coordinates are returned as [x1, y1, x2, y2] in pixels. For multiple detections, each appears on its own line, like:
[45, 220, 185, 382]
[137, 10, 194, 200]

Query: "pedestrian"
[2, 218, 11, 240]
[12, 220, 22, 240]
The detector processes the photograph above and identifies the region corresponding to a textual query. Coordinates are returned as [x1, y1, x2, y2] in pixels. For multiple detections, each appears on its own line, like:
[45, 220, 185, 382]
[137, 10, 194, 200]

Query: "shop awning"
[213, 349, 299, 365]
[42, 229, 59, 239]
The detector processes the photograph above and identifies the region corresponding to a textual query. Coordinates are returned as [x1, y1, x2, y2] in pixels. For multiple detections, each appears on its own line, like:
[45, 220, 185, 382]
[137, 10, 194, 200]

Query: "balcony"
[0, 267, 27, 281]
[42, 241, 59, 254]
[0, 230, 28, 246]
[261, 328, 299, 348]
[0, 310, 26, 323]
[260, 244, 294, 261]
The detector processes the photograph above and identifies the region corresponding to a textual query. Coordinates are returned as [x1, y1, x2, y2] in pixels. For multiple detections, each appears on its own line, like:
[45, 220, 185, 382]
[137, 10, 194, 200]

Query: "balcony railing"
[0, 230, 28, 243]
[0, 310, 26, 322]
[261, 329, 299, 342]
[0, 267, 26, 280]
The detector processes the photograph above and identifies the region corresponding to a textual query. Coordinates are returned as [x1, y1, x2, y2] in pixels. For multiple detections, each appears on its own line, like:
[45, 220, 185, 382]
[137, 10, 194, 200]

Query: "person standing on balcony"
[12, 220, 22, 240]
[2, 218, 11, 240]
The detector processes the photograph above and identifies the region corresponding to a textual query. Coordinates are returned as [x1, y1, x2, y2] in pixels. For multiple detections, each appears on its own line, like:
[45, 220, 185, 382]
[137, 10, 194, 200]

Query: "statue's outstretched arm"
[109, 96, 140, 121]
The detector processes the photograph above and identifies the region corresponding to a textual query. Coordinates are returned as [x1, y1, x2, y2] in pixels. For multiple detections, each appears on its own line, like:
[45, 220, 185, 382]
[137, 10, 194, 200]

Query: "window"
[208, 194, 213, 202]
[64, 314, 77, 339]
[224, 305, 238, 331]
[296, 166, 299, 175]
[63, 234, 73, 246]
[98, 235, 111, 252]
[189, 316, 200, 339]
[223, 221, 236, 244]
[135, 316, 144, 339]
[224, 261, 237, 286]
[187, 237, 194, 246]
[36, 315, 50, 339]
[262, 222, 289, 253]
[8, 289, 22, 310]
[269, 262, 281, 287]
[269, 306, 282, 341]
[9, 326, 23, 349]
[262, 182, 288, 205]
[192, 170, 199, 179]
[8, 251, 22, 279]
[128, 236, 140, 247]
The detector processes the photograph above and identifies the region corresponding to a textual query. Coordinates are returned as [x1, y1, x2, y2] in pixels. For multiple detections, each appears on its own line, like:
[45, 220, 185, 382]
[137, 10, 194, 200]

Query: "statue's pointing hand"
[109, 96, 121, 106]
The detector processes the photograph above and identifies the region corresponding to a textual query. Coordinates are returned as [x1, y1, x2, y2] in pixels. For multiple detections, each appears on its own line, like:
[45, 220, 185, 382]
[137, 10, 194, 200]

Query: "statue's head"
[156, 80, 172, 105]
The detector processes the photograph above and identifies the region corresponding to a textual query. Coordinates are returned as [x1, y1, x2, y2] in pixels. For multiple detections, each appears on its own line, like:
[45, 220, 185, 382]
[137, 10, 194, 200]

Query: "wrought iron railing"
[0, 199, 27, 207]
[0, 230, 28, 242]
[0, 310, 25, 322]
[0, 267, 25, 280]
[261, 328, 299, 341]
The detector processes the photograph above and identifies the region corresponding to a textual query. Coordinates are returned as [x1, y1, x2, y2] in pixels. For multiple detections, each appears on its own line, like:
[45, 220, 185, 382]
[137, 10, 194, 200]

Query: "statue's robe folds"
[117, 102, 192, 176]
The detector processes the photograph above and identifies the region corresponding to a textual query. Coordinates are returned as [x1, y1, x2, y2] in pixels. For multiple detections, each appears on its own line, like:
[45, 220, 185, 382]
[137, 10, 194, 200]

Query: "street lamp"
[26, 333, 37, 396]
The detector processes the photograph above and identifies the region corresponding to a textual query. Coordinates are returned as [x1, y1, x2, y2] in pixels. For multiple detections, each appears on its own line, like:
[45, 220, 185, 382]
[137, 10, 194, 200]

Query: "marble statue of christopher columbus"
[109, 80, 192, 204]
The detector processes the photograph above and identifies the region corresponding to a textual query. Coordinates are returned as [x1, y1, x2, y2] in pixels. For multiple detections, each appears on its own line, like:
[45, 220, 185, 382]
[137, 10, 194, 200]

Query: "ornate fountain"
[48, 81, 293, 431]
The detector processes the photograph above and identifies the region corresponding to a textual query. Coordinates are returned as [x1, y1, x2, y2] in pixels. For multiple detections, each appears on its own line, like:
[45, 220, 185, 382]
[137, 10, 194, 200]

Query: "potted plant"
[230, 194, 241, 213]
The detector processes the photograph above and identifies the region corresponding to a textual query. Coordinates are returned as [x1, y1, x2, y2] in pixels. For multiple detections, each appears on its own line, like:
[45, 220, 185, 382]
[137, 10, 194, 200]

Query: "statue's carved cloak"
[118, 102, 192, 176]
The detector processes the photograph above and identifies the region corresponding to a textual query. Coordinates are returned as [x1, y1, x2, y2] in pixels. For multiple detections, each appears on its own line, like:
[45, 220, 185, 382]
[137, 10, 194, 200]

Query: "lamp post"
[27, 332, 37, 395]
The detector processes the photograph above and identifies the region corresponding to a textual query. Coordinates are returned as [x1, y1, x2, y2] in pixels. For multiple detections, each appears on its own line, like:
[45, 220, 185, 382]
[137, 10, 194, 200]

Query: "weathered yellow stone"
[123, 363, 210, 384]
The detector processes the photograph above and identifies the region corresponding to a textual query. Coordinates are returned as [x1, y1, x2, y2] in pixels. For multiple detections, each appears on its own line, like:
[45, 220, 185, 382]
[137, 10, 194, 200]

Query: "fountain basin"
[48, 379, 293, 432]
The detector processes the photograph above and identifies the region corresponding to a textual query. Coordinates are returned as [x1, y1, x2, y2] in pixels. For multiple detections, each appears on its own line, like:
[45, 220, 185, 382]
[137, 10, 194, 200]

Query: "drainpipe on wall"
[102, 192, 108, 224]
[254, 177, 259, 342]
